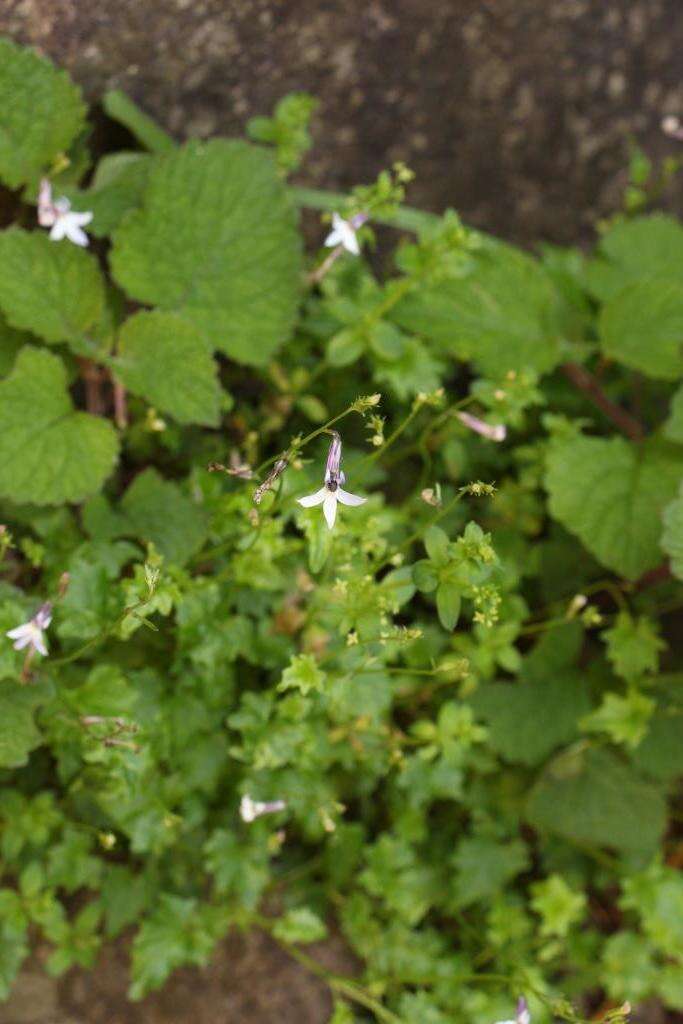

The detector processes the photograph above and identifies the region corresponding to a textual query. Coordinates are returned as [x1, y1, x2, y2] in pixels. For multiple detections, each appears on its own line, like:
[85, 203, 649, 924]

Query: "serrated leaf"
[602, 612, 665, 682]
[526, 747, 666, 855]
[121, 469, 208, 566]
[662, 487, 683, 580]
[63, 154, 153, 238]
[586, 215, 683, 301]
[115, 311, 223, 426]
[0, 347, 118, 505]
[0, 38, 86, 188]
[546, 436, 683, 580]
[111, 139, 302, 365]
[0, 229, 106, 353]
[631, 676, 683, 780]
[599, 279, 683, 380]
[452, 836, 529, 907]
[0, 681, 45, 767]
[272, 907, 328, 944]
[392, 244, 563, 375]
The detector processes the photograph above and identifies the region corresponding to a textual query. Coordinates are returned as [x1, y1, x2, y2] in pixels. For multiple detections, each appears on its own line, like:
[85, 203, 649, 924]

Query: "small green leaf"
[546, 436, 683, 580]
[599, 279, 683, 380]
[581, 690, 655, 749]
[0, 229, 106, 353]
[278, 654, 325, 696]
[0, 38, 86, 188]
[452, 836, 529, 907]
[111, 140, 302, 365]
[272, 907, 327, 944]
[530, 874, 586, 937]
[0, 347, 119, 505]
[602, 613, 665, 682]
[0, 681, 45, 767]
[436, 582, 461, 631]
[115, 311, 223, 426]
[662, 487, 683, 580]
[424, 525, 449, 565]
[586, 215, 683, 301]
[121, 469, 208, 566]
[327, 329, 365, 367]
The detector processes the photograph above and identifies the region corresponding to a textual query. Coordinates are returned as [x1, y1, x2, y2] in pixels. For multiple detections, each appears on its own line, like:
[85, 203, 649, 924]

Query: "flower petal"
[323, 228, 342, 248]
[6, 624, 30, 640]
[64, 217, 89, 247]
[323, 490, 338, 529]
[297, 487, 327, 508]
[11, 633, 32, 651]
[49, 220, 68, 241]
[337, 488, 366, 507]
[340, 226, 360, 255]
[33, 632, 48, 657]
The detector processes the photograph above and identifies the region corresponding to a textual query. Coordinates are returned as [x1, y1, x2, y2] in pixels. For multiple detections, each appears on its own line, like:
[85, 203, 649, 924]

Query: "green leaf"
[393, 244, 563, 375]
[662, 487, 683, 580]
[546, 436, 683, 580]
[121, 469, 208, 566]
[622, 861, 683, 958]
[0, 316, 28, 376]
[452, 836, 529, 907]
[586, 215, 683, 301]
[65, 153, 153, 238]
[602, 613, 665, 682]
[115, 311, 224, 426]
[0, 230, 106, 353]
[0, 681, 45, 767]
[530, 874, 586, 937]
[0, 347, 119, 505]
[272, 907, 328, 944]
[278, 653, 325, 696]
[436, 582, 461, 631]
[631, 675, 683, 780]
[664, 385, 683, 444]
[0, 38, 86, 188]
[599, 279, 683, 380]
[111, 139, 302, 365]
[581, 691, 655, 749]
[526, 747, 666, 856]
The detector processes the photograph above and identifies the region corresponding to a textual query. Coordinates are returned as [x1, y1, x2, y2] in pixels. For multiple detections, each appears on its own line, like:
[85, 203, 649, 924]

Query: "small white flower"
[6, 602, 52, 657]
[496, 997, 530, 1024]
[297, 432, 366, 530]
[37, 178, 93, 248]
[324, 212, 367, 256]
[662, 115, 683, 141]
[457, 410, 506, 442]
[240, 795, 287, 823]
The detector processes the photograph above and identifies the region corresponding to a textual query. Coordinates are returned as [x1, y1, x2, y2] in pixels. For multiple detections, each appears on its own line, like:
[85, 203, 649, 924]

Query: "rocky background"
[1, 2, 682, 1020]
[2, 0, 683, 246]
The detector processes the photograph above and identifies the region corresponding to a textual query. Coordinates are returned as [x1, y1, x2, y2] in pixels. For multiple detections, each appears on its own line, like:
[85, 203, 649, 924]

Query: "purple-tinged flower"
[495, 997, 531, 1024]
[37, 178, 93, 247]
[324, 212, 368, 256]
[240, 795, 287, 823]
[6, 602, 52, 657]
[297, 432, 366, 529]
[457, 410, 506, 442]
[662, 115, 683, 141]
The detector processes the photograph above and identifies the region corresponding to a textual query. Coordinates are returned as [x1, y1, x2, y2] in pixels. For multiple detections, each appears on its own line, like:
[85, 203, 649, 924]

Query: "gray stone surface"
[2, 0, 683, 244]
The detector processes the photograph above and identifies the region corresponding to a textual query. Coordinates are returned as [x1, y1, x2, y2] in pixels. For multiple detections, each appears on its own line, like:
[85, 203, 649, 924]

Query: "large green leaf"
[392, 243, 563, 375]
[0, 348, 119, 505]
[115, 310, 224, 426]
[662, 486, 683, 580]
[526, 747, 666, 856]
[586, 215, 683, 302]
[0, 38, 86, 189]
[0, 229, 106, 354]
[546, 436, 683, 580]
[631, 675, 683, 780]
[0, 681, 45, 768]
[665, 385, 683, 444]
[121, 469, 208, 566]
[110, 140, 302, 365]
[599, 279, 683, 380]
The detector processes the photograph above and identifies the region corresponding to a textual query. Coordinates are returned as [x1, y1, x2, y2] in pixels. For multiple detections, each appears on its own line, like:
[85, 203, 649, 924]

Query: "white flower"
[37, 178, 93, 248]
[457, 410, 506, 442]
[324, 212, 366, 256]
[297, 432, 366, 529]
[6, 602, 52, 657]
[240, 795, 287, 823]
[496, 997, 530, 1024]
[662, 115, 683, 141]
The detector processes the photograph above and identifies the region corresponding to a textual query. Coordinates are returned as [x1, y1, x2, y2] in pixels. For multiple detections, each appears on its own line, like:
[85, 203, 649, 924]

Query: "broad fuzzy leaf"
[111, 139, 302, 365]
[392, 243, 563, 375]
[527, 747, 666, 856]
[586, 215, 683, 301]
[0, 39, 86, 188]
[599, 279, 683, 380]
[546, 436, 683, 580]
[0, 347, 119, 505]
[664, 385, 683, 444]
[0, 230, 106, 353]
[121, 469, 208, 566]
[115, 310, 224, 426]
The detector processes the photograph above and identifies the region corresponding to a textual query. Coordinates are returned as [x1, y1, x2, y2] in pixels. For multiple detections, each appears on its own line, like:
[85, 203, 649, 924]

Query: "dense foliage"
[0, 36, 682, 1024]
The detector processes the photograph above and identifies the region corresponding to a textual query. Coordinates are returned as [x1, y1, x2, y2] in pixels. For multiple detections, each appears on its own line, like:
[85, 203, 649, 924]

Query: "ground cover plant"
[1, 35, 683, 1024]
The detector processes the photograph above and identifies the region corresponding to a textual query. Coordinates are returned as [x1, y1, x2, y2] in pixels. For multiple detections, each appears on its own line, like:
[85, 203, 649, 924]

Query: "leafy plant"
[0, 35, 681, 1024]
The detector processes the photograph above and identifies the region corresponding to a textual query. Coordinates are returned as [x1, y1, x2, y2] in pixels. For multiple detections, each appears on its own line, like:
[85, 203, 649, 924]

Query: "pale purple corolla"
[324, 212, 368, 256]
[662, 115, 683, 141]
[240, 795, 287, 823]
[297, 432, 366, 530]
[495, 997, 531, 1024]
[37, 179, 93, 247]
[457, 410, 506, 442]
[6, 602, 52, 657]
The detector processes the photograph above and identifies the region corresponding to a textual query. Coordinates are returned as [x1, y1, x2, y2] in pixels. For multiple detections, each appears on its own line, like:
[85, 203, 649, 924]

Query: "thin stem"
[375, 488, 467, 572]
[77, 357, 105, 415]
[561, 362, 644, 442]
[49, 600, 146, 667]
[102, 90, 176, 154]
[112, 377, 128, 429]
[308, 244, 343, 285]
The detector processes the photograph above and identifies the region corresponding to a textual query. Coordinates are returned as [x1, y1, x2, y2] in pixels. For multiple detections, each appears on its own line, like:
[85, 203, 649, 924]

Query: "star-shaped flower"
[240, 795, 287, 823]
[495, 997, 531, 1024]
[37, 178, 93, 248]
[324, 212, 367, 256]
[297, 432, 366, 529]
[6, 602, 52, 657]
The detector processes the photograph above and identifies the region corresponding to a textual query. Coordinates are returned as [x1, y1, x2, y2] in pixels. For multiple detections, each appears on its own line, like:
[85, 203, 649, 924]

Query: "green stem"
[102, 90, 175, 154]
[375, 488, 467, 572]
[49, 600, 146, 667]
[290, 186, 438, 234]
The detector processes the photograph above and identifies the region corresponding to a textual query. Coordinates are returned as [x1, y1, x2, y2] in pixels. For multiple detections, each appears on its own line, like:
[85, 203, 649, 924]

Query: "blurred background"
[2, 0, 683, 247]
[0, 2, 682, 1021]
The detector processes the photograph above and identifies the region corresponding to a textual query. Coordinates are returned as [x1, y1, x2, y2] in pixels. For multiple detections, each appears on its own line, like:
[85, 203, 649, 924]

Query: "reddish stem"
[77, 357, 105, 415]
[112, 377, 128, 429]
[561, 362, 644, 442]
